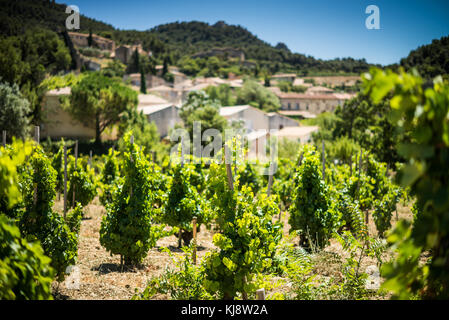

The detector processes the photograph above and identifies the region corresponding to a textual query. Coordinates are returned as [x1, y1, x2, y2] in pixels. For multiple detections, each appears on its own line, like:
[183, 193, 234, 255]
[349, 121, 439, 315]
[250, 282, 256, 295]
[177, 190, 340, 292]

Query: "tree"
[87, 29, 93, 47]
[140, 68, 147, 94]
[66, 72, 138, 144]
[179, 91, 228, 148]
[131, 48, 140, 74]
[0, 82, 31, 140]
[236, 79, 281, 112]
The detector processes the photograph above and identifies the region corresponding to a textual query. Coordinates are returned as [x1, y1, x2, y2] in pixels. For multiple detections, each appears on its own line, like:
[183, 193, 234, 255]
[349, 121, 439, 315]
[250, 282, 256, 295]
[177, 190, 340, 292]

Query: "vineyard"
[1, 68, 449, 300]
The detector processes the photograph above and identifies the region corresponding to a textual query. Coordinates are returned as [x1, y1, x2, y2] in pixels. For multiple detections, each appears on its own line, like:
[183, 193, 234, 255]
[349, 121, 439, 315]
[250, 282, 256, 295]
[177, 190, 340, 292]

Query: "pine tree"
[140, 68, 146, 94]
[87, 29, 93, 47]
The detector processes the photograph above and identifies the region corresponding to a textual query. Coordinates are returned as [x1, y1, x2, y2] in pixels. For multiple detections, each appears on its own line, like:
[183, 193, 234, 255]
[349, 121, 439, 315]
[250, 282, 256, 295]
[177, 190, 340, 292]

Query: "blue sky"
[59, 0, 449, 65]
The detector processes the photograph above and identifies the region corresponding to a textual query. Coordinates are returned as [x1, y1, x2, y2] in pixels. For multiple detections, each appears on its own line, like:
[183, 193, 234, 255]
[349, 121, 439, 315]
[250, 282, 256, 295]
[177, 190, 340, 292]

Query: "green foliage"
[0, 81, 31, 140]
[236, 79, 280, 112]
[118, 109, 164, 157]
[100, 133, 166, 265]
[364, 68, 449, 299]
[179, 91, 228, 146]
[203, 153, 282, 299]
[99, 148, 120, 206]
[66, 72, 138, 143]
[289, 145, 340, 249]
[51, 143, 64, 194]
[237, 162, 261, 195]
[205, 84, 236, 106]
[101, 60, 126, 78]
[151, 21, 372, 74]
[67, 156, 97, 208]
[398, 35, 449, 80]
[18, 147, 78, 281]
[277, 80, 307, 93]
[0, 214, 54, 300]
[133, 246, 214, 300]
[162, 162, 210, 246]
[66, 203, 83, 235]
[0, 140, 54, 299]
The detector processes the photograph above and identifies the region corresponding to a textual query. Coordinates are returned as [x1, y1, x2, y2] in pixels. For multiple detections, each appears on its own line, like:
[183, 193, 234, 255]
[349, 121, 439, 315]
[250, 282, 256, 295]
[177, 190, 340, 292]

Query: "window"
[296, 103, 300, 110]
[288, 103, 291, 110]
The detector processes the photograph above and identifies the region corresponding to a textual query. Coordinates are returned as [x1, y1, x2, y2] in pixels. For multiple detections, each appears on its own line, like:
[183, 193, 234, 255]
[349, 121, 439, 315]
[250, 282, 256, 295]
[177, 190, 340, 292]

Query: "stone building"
[68, 32, 115, 51]
[40, 87, 95, 139]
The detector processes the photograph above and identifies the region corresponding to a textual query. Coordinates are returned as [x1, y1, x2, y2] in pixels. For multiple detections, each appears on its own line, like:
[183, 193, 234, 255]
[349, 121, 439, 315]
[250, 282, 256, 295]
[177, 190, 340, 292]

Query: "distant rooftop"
[137, 103, 177, 115]
[138, 94, 169, 105]
[46, 87, 71, 96]
[220, 105, 251, 116]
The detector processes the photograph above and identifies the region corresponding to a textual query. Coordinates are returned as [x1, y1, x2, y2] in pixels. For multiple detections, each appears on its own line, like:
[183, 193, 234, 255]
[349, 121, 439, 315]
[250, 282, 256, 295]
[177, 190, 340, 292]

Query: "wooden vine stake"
[72, 140, 78, 208]
[224, 144, 248, 300]
[2, 130, 6, 147]
[224, 145, 234, 190]
[322, 140, 325, 181]
[63, 145, 68, 219]
[129, 136, 133, 198]
[298, 152, 304, 166]
[267, 162, 274, 197]
[349, 153, 353, 176]
[33, 126, 40, 206]
[88, 150, 92, 168]
[178, 136, 184, 248]
[256, 288, 266, 300]
[192, 217, 197, 265]
[34, 126, 40, 144]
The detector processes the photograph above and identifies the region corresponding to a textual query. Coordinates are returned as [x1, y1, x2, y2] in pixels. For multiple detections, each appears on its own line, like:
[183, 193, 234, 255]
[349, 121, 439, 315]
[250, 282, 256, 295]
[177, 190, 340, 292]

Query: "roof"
[137, 103, 176, 115]
[138, 94, 169, 105]
[46, 87, 71, 96]
[271, 73, 297, 78]
[306, 86, 334, 93]
[276, 92, 351, 100]
[220, 105, 251, 116]
[149, 85, 175, 92]
[273, 126, 319, 139]
[278, 110, 317, 118]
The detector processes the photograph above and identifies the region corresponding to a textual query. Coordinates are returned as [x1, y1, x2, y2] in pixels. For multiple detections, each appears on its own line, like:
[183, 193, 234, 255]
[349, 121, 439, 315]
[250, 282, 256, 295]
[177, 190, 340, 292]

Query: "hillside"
[149, 21, 375, 75]
[0, 0, 115, 36]
[399, 35, 449, 79]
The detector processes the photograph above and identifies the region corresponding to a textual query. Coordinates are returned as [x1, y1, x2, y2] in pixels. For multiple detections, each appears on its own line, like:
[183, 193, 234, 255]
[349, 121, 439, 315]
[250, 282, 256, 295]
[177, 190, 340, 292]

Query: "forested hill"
[0, 0, 114, 36]
[150, 21, 375, 75]
[398, 35, 449, 79]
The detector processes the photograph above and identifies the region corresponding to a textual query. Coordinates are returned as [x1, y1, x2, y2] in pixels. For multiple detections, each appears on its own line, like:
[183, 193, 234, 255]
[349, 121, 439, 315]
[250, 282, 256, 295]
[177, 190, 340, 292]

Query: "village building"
[274, 91, 355, 115]
[40, 87, 95, 139]
[271, 73, 297, 83]
[115, 43, 149, 65]
[137, 94, 181, 138]
[272, 126, 319, 143]
[68, 32, 115, 51]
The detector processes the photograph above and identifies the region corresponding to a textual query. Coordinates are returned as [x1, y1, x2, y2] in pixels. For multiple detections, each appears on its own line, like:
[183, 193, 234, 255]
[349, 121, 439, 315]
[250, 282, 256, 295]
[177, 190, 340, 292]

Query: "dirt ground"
[51, 197, 413, 300]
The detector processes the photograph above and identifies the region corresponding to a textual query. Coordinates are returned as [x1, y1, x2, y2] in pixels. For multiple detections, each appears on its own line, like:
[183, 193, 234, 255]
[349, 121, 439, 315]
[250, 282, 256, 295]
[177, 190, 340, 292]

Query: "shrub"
[288, 145, 339, 249]
[18, 147, 79, 281]
[100, 133, 166, 266]
[67, 155, 97, 208]
[162, 162, 210, 246]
